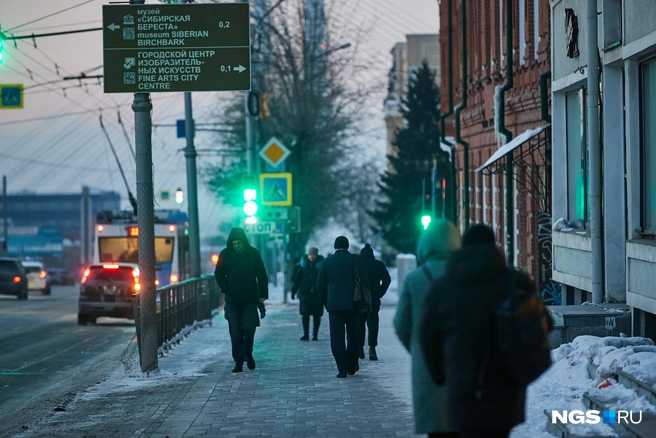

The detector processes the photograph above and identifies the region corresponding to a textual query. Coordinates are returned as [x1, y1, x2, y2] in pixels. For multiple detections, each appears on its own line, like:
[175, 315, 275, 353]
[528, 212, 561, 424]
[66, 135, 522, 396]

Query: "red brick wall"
[440, 0, 551, 279]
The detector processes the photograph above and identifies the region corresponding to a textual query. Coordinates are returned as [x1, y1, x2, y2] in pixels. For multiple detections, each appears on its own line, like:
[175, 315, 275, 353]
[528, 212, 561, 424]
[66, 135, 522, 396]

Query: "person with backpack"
[419, 224, 553, 438]
[357, 244, 391, 361]
[393, 219, 461, 437]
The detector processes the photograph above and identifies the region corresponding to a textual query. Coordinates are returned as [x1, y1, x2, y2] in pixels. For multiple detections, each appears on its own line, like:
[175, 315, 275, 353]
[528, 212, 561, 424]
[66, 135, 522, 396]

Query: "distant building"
[0, 190, 121, 241]
[384, 34, 441, 160]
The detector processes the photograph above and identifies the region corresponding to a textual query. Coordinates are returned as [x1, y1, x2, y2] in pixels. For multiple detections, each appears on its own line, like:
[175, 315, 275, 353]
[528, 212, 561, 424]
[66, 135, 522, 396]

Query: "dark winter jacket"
[358, 244, 391, 310]
[419, 243, 536, 430]
[214, 228, 268, 306]
[292, 255, 325, 316]
[316, 249, 371, 312]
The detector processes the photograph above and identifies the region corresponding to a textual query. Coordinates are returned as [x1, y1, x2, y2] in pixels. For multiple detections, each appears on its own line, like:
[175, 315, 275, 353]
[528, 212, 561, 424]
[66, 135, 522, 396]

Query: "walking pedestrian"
[357, 243, 391, 361]
[393, 219, 461, 437]
[316, 236, 370, 378]
[291, 247, 324, 341]
[214, 227, 268, 373]
[419, 224, 550, 438]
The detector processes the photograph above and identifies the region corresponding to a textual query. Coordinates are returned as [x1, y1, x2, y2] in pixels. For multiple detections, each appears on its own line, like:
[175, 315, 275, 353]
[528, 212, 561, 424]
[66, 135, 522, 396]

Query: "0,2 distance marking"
[218, 21, 231, 29]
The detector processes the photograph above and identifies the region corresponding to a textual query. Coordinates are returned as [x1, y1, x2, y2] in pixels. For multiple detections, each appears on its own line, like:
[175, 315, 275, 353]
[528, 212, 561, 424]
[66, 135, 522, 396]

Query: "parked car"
[21, 261, 51, 295]
[48, 268, 76, 286]
[78, 263, 140, 325]
[0, 257, 29, 300]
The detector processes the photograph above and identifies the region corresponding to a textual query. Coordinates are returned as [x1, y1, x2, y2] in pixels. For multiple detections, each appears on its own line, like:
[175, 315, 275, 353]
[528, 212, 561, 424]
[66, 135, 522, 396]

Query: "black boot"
[369, 347, 378, 361]
[359, 347, 365, 359]
[312, 316, 321, 341]
[246, 353, 256, 370]
[232, 361, 243, 373]
[301, 315, 310, 341]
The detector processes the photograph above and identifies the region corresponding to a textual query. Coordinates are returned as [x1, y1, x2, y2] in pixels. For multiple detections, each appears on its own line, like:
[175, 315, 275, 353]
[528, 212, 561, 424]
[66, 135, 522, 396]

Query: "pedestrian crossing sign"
[260, 173, 292, 206]
[0, 84, 23, 109]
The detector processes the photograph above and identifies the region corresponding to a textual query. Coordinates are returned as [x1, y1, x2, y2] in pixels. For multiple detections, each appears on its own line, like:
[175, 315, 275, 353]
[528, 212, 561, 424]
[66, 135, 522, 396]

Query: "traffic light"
[242, 174, 258, 223]
[421, 215, 432, 230]
[0, 39, 4, 63]
[175, 188, 184, 204]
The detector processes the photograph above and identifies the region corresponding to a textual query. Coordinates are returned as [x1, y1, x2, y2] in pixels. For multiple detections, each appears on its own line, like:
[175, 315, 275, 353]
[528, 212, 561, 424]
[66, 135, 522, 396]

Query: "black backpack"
[489, 268, 553, 387]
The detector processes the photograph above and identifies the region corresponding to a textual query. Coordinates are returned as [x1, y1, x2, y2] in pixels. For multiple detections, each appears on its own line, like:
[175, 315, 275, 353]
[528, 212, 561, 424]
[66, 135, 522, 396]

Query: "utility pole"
[131, 0, 157, 373]
[80, 186, 91, 266]
[431, 160, 437, 218]
[179, 0, 201, 279]
[2, 176, 7, 257]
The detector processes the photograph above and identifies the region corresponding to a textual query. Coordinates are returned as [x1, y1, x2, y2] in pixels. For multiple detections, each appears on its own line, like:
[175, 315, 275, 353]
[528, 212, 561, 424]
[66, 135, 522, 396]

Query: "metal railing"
[132, 274, 223, 353]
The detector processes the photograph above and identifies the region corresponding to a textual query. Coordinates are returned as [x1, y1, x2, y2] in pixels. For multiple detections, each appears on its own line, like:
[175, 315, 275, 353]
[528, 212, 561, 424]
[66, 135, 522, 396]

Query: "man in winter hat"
[316, 236, 371, 378]
[214, 228, 269, 373]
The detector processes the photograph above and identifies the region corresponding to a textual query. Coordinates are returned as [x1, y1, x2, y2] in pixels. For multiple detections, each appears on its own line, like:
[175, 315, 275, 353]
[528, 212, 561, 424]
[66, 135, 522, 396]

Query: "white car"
[21, 261, 51, 295]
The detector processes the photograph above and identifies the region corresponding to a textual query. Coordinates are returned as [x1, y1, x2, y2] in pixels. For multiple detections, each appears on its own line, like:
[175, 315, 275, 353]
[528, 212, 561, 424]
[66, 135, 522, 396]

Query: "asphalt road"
[0, 285, 136, 435]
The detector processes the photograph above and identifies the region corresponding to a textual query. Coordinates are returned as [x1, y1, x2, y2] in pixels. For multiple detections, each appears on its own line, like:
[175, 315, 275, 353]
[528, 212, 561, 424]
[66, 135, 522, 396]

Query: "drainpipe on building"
[454, 0, 469, 231]
[498, 0, 514, 266]
[587, 0, 603, 304]
[540, 71, 552, 124]
[440, 0, 456, 224]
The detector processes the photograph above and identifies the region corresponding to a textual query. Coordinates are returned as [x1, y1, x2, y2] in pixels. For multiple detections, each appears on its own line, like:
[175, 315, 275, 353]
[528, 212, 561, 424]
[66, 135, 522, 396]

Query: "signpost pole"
[178, 0, 201, 279]
[2, 176, 7, 257]
[131, 0, 157, 374]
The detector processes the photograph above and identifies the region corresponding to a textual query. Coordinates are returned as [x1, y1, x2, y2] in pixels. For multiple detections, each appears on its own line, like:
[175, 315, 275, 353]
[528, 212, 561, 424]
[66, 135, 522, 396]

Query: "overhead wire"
[6, 0, 97, 32]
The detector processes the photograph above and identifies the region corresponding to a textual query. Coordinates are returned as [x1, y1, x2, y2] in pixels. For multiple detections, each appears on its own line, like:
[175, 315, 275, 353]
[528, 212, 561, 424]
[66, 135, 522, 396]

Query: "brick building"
[439, 0, 555, 299]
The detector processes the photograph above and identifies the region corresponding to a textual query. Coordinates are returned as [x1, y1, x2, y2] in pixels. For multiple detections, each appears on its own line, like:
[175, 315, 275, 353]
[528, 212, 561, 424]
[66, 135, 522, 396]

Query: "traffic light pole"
[132, 0, 157, 374]
[179, 2, 201, 279]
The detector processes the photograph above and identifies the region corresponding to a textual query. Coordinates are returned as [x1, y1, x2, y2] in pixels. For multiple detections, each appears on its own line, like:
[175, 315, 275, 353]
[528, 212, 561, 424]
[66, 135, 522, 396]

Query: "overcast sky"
[0, 0, 439, 242]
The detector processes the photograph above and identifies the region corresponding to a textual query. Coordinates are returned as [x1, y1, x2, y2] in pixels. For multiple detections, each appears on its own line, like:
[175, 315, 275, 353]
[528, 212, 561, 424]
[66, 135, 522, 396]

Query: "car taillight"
[13, 276, 21, 283]
[103, 264, 119, 269]
[39, 270, 47, 279]
[134, 283, 141, 291]
[81, 268, 90, 284]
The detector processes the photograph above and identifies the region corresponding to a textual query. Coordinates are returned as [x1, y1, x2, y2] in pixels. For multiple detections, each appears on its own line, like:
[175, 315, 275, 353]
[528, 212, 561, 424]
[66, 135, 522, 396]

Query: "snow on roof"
[476, 125, 550, 173]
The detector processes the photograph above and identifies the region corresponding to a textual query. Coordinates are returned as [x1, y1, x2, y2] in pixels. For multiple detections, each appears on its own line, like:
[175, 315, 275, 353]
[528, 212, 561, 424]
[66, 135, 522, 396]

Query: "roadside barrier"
[132, 274, 223, 355]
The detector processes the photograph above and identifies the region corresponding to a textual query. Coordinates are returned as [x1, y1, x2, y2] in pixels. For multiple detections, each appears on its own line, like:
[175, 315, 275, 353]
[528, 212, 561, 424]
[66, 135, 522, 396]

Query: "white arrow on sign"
[234, 65, 247, 73]
[107, 23, 121, 31]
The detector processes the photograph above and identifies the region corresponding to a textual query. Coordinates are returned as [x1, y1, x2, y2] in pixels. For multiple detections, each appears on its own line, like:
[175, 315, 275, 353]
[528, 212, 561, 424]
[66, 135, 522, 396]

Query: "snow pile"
[511, 335, 656, 438]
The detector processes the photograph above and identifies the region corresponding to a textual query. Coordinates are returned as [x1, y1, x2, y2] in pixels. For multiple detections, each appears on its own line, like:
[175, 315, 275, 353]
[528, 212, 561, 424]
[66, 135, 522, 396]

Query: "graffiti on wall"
[537, 211, 562, 305]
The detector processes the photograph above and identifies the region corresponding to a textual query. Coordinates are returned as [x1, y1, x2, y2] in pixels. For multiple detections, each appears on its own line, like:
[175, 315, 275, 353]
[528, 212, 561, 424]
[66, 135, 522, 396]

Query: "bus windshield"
[98, 237, 174, 264]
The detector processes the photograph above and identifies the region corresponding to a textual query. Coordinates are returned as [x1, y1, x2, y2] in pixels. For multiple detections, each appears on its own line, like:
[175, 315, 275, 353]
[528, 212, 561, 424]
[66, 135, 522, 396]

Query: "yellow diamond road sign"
[259, 137, 290, 168]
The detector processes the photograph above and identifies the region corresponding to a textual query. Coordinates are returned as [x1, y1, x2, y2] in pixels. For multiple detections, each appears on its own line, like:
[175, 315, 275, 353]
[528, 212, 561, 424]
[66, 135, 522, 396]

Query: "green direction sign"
[102, 3, 250, 93]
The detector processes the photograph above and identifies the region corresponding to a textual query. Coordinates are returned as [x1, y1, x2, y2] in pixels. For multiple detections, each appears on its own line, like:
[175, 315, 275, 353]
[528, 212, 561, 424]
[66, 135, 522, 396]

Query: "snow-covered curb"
[512, 335, 656, 438]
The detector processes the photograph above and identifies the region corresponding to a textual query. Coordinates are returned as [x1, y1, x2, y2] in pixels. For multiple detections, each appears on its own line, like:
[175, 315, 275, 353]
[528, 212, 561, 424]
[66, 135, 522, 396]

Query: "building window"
[566, 89, 588, 224]
[641, 59, 656, 232]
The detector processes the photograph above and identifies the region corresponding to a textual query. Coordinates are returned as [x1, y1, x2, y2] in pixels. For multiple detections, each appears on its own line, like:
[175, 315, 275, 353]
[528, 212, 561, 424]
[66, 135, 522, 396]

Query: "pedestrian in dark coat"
[316, 236, 371, 378]
[419, 224, 550, 438]
[214, 227, 268, 373]
[291, 247, 324, 341]
[357, 243, 391, 360]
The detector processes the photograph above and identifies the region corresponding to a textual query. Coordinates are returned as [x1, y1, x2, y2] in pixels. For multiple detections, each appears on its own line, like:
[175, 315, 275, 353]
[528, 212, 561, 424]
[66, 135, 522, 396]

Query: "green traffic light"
[243, 188, 256, 201]
[421, 215, 432, 230]
[244, 200, 258, 216]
